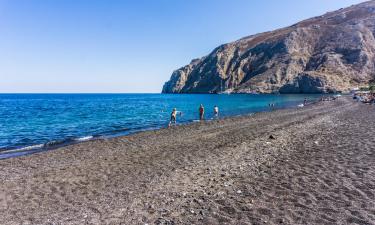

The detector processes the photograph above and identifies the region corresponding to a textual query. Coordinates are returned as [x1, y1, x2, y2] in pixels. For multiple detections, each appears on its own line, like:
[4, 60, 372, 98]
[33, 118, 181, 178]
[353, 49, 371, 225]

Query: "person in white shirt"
[213, 105, 219, 118]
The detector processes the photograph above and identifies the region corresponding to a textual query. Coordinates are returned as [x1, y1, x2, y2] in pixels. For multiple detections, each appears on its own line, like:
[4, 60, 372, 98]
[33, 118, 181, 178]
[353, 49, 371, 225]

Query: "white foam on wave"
[0, 144, 45, 154]
[20, 144, 45, 150]
[74, 136, 94, 141]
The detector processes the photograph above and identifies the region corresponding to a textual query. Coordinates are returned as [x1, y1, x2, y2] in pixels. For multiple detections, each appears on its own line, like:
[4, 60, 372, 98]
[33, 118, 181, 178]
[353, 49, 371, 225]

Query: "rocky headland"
[163, 1, 375, 94]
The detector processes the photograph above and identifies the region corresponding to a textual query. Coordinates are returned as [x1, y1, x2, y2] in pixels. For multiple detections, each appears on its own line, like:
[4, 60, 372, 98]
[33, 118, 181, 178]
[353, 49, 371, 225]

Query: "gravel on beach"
[0, 97, 374, 225]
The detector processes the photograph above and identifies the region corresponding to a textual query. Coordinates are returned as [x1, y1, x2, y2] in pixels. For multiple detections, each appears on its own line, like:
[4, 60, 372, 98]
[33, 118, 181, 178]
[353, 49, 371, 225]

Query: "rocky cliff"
[163, 0, 375, 94]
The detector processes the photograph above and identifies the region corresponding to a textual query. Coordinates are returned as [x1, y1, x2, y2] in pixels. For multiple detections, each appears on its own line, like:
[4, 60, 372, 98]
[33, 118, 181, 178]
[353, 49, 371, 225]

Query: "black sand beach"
[0, 97, 374, 225]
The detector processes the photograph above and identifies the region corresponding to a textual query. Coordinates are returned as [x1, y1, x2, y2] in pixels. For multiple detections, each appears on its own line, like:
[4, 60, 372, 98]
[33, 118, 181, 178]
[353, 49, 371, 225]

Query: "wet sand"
[0, 97, 374, 225]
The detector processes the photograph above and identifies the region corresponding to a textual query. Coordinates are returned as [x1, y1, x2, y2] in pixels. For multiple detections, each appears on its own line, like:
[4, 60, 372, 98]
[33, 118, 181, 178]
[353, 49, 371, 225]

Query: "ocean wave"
[74, 136, 94, 141]
[44, 139, 69, 147]
[0, 135, 97, 156]
[0, 144, 45, 154]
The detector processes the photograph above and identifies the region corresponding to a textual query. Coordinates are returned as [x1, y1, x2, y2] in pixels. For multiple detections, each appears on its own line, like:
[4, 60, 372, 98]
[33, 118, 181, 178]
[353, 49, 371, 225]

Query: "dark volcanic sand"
[0, 97, 374, 225]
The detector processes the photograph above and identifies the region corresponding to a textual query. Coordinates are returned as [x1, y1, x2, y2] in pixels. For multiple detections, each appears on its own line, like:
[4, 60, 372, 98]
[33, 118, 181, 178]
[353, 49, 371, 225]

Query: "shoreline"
[0, 97, 320, 159]
[1, 96, 373, 224]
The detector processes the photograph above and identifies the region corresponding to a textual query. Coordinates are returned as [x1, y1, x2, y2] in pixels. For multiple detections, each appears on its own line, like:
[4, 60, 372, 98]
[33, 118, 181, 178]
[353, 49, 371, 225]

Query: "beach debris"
[269, 135, 276, 140]
[237, 190, 242, 194]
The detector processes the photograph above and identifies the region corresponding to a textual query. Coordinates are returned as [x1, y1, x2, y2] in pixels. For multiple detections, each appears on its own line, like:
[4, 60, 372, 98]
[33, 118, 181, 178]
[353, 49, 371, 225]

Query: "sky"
[0, 0, 367, 93]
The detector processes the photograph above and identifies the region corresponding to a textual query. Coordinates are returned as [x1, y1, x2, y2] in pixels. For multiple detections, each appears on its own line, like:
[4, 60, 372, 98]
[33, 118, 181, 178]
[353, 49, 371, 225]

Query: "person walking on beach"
[213, 105, 219, 118]
[304, 98, 308, 106]
[169, 108, 177, 127]
[199, 104, 205, 121]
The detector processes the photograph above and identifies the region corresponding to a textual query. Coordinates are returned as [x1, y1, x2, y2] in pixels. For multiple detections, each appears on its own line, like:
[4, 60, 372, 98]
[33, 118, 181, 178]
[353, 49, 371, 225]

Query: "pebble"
[237, 190, 242, 194]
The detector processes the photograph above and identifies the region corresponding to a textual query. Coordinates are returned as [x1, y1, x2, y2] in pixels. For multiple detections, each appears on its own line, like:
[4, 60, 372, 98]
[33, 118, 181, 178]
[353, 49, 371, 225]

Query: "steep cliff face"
[163, 0, 375, 93]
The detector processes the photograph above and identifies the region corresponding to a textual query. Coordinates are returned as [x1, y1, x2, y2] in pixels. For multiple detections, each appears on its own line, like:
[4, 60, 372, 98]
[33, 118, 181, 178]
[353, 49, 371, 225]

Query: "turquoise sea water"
[0, 94, 323, 158]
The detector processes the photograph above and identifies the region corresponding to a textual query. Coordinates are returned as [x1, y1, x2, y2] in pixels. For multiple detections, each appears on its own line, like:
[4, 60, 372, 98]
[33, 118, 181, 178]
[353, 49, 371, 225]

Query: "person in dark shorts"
[199, 104, 205, 121]
[169, 108, 177, 127]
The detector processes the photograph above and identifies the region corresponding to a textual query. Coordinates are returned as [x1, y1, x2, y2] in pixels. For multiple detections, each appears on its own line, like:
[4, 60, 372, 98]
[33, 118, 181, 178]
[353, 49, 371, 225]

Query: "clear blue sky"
[0, 0, 366, 93]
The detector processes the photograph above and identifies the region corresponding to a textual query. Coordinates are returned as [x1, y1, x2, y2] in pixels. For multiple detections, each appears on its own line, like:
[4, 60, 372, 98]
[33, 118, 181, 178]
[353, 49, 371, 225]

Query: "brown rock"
[162, 1, 375, 94]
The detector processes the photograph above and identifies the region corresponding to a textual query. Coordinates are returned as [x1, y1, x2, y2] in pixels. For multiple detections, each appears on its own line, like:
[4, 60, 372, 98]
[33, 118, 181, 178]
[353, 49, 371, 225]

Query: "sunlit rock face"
[163, 0, 375, 94]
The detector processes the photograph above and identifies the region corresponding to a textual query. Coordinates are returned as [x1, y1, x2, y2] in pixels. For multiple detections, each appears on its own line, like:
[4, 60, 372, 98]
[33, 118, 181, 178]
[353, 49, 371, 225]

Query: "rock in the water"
[163, 1, 375, 94]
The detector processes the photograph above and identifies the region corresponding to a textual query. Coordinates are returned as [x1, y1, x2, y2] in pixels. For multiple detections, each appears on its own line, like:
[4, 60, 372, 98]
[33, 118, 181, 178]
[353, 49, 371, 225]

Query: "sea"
[0, 93, 324, 158]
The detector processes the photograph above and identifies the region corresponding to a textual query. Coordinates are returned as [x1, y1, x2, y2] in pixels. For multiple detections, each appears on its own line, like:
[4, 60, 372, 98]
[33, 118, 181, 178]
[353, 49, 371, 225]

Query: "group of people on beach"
[353, 92, 375, 104]
[168, 104, 219, 127]
[168, 96, 319, 127]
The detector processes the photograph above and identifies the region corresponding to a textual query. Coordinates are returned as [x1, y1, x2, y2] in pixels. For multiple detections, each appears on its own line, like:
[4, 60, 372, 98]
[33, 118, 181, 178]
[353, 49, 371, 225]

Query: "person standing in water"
[169, 108, 177, 127]
[199, 104, 205, 121]
[304, 98, 308, 106]
[268, 102, 275, 110]
[213, 105, 219, 118]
